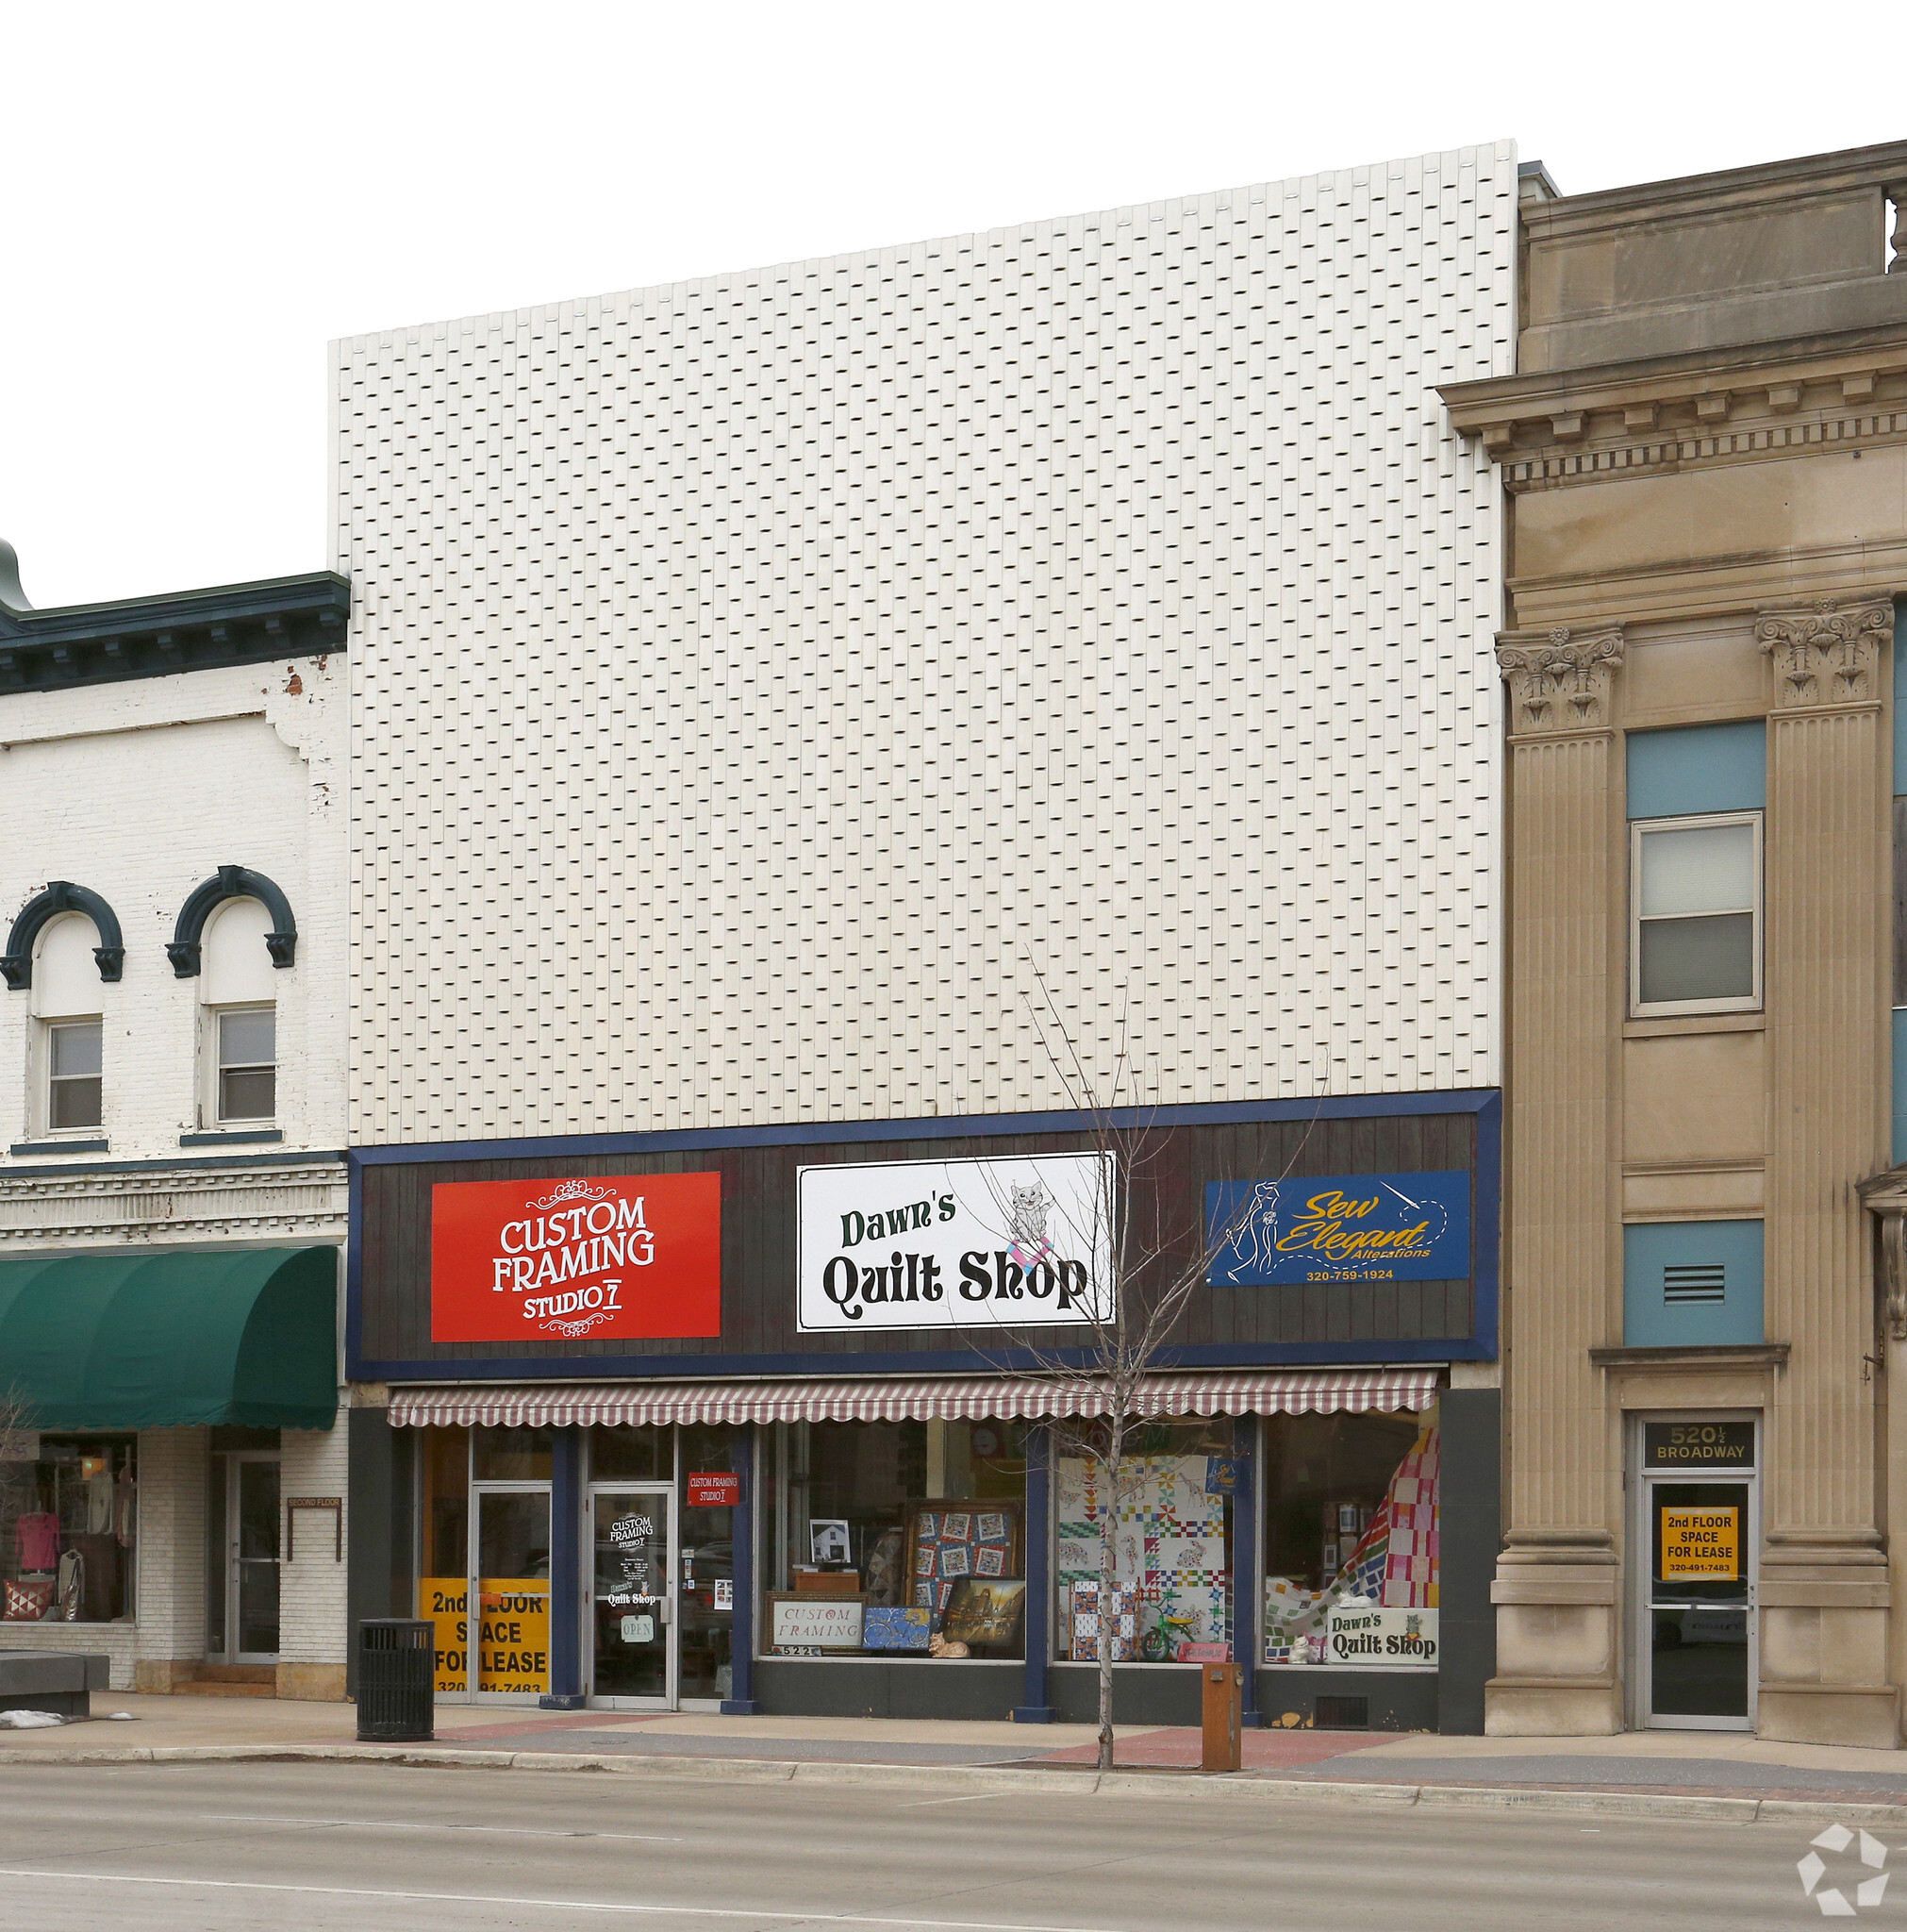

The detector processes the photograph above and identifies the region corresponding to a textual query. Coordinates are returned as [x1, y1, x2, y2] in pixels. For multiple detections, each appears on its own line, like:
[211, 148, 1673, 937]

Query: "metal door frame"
[466, 1479, 554, 1707]
[584, 1479, 677, 1709]
[1629, 1411, 1760, 1733]
[222, 1450, 281, 1664]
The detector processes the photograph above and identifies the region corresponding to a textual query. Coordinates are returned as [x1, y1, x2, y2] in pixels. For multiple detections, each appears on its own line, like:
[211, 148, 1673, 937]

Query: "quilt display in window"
[1265, 1420, 1440, 1663]
[1055, 1454, 1230, 1658]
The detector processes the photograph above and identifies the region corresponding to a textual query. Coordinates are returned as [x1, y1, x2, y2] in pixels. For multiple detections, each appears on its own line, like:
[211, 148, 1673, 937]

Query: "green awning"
[0, 1246, 338, 1430]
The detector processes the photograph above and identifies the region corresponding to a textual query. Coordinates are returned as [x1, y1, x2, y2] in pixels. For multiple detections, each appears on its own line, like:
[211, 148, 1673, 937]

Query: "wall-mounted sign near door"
[430, 1173, 721, 1342]
[1642, 1421, 1754, 1469]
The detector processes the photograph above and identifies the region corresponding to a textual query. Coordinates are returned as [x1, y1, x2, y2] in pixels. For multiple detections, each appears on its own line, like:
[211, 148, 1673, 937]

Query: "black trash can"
[357, 1618, 435, 1741]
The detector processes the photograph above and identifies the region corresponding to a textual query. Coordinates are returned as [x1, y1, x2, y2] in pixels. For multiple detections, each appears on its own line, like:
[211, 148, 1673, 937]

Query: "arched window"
[201, 898, 277, 1124]
[33, 914, 104, 1132]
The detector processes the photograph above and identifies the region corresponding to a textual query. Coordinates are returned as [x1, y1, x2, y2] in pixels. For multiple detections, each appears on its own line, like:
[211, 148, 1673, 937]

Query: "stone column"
[1760, 595, 1898, 1746]
[1485, 625, 1627, 1736]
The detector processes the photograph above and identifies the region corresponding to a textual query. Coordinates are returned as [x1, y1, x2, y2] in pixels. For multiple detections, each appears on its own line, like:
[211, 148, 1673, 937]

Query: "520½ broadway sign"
[797, 1154, 1115, 1333]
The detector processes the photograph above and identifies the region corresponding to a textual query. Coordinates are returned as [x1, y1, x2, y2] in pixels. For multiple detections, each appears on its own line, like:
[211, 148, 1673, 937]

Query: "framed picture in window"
[940, 1576, 1027, 1650]
[904, 1500, 1021, 1620]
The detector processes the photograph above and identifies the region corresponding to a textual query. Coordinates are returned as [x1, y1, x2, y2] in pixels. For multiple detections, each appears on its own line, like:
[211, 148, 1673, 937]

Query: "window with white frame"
[1631, 812, 1762, 1016]
[200, 898, 279, 1127]
[215, 1009, 275, 1121]
[30, 914, 106, 1136]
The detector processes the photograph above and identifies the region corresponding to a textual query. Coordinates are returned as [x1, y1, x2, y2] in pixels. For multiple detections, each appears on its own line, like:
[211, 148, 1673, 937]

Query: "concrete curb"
[8, 1739, 1907, 1823]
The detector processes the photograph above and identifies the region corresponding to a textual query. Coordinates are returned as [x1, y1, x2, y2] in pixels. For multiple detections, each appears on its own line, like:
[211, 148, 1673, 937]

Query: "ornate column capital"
[1496, 625, 1625, 736]
[1756, 595, 1894, 711]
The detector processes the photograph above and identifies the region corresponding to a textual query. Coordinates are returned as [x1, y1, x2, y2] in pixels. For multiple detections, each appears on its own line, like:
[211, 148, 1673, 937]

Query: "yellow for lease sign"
[1660, 1507, 1739, 1579]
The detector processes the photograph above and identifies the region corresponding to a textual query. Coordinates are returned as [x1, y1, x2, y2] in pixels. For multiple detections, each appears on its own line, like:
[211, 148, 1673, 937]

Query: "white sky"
[3, 1, 1899, 608]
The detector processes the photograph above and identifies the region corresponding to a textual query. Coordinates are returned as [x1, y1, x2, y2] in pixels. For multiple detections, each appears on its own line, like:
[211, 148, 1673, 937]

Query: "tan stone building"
[1443, 141, 1907, 1746]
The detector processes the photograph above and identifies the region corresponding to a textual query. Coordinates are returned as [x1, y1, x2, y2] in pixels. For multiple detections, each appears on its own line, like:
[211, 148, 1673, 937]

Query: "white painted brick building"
[0, 561, 353, 1696]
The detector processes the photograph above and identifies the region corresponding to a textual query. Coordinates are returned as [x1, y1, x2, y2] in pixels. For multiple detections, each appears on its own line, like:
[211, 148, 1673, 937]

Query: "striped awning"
[386, 1368, 1441, 1430]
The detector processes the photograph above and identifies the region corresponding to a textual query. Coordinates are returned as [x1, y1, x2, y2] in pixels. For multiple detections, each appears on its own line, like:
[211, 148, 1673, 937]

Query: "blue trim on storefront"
[344, 1091, 1501, 1383]
[541, 1427, 584, 1707]
[1013, 1423, 1054, 1722]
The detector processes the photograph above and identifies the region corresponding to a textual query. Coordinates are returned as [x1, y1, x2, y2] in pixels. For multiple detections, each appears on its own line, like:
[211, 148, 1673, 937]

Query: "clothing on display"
[14, 1511, 58, 1574]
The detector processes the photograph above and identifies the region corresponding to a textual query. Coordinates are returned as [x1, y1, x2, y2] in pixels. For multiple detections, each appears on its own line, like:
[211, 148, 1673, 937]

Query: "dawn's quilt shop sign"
[1204, 1172, 1470, 1287]
[797, 1153, 1114, 1333]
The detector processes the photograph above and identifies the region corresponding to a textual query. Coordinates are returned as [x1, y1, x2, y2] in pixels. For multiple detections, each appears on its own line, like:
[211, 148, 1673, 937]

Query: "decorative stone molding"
[167, 865, 298, 976]
[1857, 1165, 1907, 1341]
[1, 881, 124, 991]
[0, 1158, 346, 1247]
[1440, 353, 1907, 494]
[1756, 596, 1894, 710]
[1496, 625, 1625, 736]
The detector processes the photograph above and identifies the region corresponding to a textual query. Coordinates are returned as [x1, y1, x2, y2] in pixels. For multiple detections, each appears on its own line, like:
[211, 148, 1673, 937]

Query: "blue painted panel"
[1894, 1009, 1907, 1165]
[1895, 600, 1907, 796]
[1627, 721, 1766, 821]
[1622, 1221, 1764, 1347]
[1206, 1171, 1470, 1287]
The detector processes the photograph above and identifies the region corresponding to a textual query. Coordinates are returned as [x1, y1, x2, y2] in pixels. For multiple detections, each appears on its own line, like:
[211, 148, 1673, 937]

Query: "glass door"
[589, 1486, 674, 1707]
[1642, 1474, 1755, 1730]
[210, 1453, 280, 1663]
[470, 1486, 552, 1701]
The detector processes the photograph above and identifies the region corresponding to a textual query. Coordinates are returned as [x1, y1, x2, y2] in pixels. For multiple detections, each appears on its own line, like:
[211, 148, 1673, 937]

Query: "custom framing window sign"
[431, 1174, 721, 1342]
[797, 1154, 1116, 1332]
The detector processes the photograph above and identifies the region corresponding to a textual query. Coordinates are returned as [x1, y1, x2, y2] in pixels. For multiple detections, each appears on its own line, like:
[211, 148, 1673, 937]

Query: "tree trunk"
[1097, 1447, 1117, 1772]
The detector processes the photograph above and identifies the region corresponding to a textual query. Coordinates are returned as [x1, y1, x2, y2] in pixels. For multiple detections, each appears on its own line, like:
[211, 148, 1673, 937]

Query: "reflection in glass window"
[768, 1419, 1028, 1659]
[47, 1020, 102, 1130]
[1633, 815, 1760, 1012]
[1261, 1407, 1438, 1667]
[217, 1008, 276, 1121]
[0, 1436, 137, 1623]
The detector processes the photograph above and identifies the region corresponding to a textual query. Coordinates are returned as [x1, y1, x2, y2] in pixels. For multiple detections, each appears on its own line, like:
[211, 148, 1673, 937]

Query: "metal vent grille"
[1314, 1694, 1369, 1730]
[1664, 1263, 1726, 1304]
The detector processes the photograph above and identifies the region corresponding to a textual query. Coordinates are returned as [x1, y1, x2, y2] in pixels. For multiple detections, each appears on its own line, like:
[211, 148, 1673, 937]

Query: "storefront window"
[592, 1424, 669, 1482]
[473, 1425, 552, 1481]
[1, 1435, 136, 1624]
[768, 1419, 1028, 1659]
[1262, 1406, 1439, 1668]
[419, 1424, 470, 1691]
[1055, 1419, 1233, 1662]
[679, 1424, 738, 1699]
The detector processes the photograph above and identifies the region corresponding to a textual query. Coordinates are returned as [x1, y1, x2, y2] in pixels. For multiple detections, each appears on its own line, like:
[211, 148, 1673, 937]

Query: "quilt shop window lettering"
[1261, 1407, 1440, 1670]
[0, 1435, 137, 1624]
[766, 1418, 1027, 1660]
[1055, 1418, 1235, 1663]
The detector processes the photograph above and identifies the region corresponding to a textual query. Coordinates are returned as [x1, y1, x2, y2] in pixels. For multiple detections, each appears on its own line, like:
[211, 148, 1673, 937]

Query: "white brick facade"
[336, 142, 1517, 1145]
[0, 658, 346, 1157]
[0, 648, 349, 1692]
[278, 1408, 350, 1669]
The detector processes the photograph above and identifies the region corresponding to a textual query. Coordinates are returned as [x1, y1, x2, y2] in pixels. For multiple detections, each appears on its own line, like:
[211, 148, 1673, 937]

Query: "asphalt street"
[0, 1759, 1866, 1929]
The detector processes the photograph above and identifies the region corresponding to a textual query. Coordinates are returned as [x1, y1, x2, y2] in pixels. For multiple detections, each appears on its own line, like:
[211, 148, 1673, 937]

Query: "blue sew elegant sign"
[1205, 1172, 1471, 1286]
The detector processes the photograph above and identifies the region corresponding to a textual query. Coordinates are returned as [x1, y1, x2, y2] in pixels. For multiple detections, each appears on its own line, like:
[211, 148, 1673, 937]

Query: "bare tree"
[0, 1382, 36, 1462]
[965, 969, 1319, 1772]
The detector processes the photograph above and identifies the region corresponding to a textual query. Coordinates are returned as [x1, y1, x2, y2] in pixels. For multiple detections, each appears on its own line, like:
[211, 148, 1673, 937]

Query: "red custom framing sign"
[431, 1174, 721, 1343]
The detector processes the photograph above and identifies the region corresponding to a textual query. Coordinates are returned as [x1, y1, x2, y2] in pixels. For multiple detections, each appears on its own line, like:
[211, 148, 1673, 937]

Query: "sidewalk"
[10, 1693, 1907, 1818]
